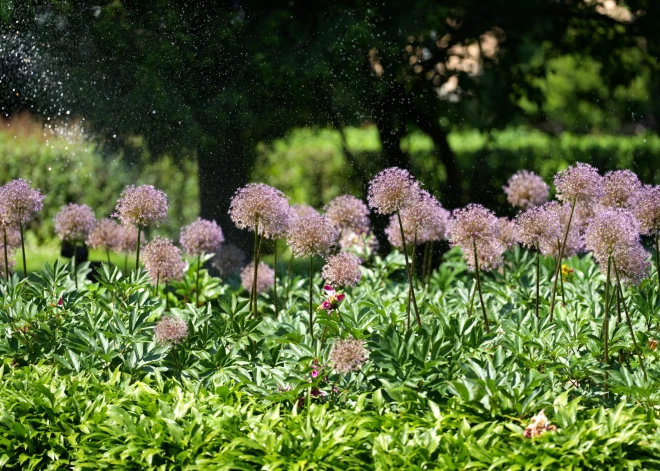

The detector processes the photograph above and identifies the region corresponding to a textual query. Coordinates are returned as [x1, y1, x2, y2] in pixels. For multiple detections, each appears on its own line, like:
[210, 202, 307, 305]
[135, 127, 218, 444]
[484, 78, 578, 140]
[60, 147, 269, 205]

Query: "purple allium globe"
[503, 170, 549, 209]
[367, 167, 420, 215]
[0, 245, 15, 277]
[629, 185, 660, 236]
[119, 225, 141, 253]
[612, 242, 650, 285]
[87, 218, 123, 252]
[448, 204, 505, 271]
[240, 261, 275, 295]
[601, 170, 641, 208]
[384, 191, 444, 247]
[113, 184, 169, 228]
[321, 252, 362, 288]
[516, 204, 561, 250]
[497, 218, 518, 250]
[211, 244, 246, 278]
[324, 195, 370, 233]
[423, 205, 451, 243]
[385, 215, 411, 249]
[286, 214, 338, 258]
[584, 208, 641, 267]
[540, 202, 584, 258]
[54, 203, 97, 243]
[142, 237, 186, 283]
[291, 204, 320, 219]
[328, 337, 369, 374]
[154, 315, 189, 345]
[0, 226, 20, 251]
[0, 179, 45, 225]
[229, 183, 291, 238]
[180, 218, 224, 256]
[553, 162, 603, 204]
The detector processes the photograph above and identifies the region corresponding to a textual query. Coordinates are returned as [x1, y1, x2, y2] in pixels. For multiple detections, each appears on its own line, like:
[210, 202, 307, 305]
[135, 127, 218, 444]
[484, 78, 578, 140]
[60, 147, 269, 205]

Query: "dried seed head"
[54, 204, 97, 243]
[503, 170, 549, 209]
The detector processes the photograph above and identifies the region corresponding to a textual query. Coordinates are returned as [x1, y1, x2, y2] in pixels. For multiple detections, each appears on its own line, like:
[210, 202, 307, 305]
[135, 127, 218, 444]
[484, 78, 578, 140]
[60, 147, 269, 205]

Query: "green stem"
[550, 199, 576, 321]
[309, 257, 314, 335]
[252, 230, 264, 318]
[196, 253, 201, 307]
[604, 255, 612, 364]
[396, 211, 421, 328]
[124, 253, 128, 274]
[473, 239, 490, 334]
[72, 241, 79, 289]
[535, 246, 540, 320]
[156, 271, 160, 298]
[426, 241, 434, 286]
[407, 230, 418, 329]
[655, 233, 660, 298]
[106, 248, 111, 266]
[421, 242, 430, 284]
[135, 228, 142, 271]
[3, 227, 9, 281]
[612, 257, 647, 380]
[274, 240, 279, 318]
[468, 281, 477, 318]
[19, 220, 26, 279]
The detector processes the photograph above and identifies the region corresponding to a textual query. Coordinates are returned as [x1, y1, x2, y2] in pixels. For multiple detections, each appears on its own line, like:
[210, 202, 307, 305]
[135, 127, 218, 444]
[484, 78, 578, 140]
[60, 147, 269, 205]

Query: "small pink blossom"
[318, 285, 345, 312]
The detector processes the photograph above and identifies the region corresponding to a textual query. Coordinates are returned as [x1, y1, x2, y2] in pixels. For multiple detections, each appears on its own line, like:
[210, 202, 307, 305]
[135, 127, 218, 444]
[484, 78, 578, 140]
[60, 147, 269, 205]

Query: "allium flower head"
[118, 225, 141, 253]
[318, 285, 346, 312]
[142, 237, 186, 283]
[211, 244, 245, 278]
[628, 185, 660, 235]
[292, 204, 319, 219]
[612, 242, 650, 285]
[448, 204, 505, 271]
[585, 208, 640, 266]
[516, 204, 561, 250]
[321, 252, 362, 288]
[423, 205, 451, 243]
[367, 167, 420, 215]
[0, 179, 45, 225]
[240, 261, 275, 294]
[180, 218, 224, 256]
[229, 183, 291, 238]
[0, 226, 20, 250]
[54, 204, 97, 242]
[324, 195, 370, 233]
[87, 218, 123, 251]
[601, 170, 641, 208]
[287, 214, 338, 258]
[553, 162, 603, 203]
[0, 248, 15, 276]
[385, 215, 409, 249]
[328, 337, 369, 374]
[113, 184, 169, 227]
[540, 202, 585, 258]
[385, 191, 445, 247]
[497, 218, 518, 250]
[503, 170, 549, 209]
[154, 315, 189, 345]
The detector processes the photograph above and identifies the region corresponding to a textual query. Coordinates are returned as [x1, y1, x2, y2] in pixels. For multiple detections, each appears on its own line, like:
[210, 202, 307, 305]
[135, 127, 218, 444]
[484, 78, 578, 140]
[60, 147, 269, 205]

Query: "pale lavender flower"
[601, 170, 641, 208]
[119, 225, 141, 253]
[287, 214, 338, 258]
[540, 202, 585, 258]
[0, 247, 15, 276]
[292, 204, 320, 219]
[385, 191, 444, 247]
[367, 167, 420, 215]
[503, 170, 549, 209]
[613, 242, 650, 285]
[240, 261, 275, 294]
[321, 252, 362, 288]
[585, 208, 640, 266]
[553, 162, 603, 203]
[142, 237, 186, 283]
[229, 183, 291, 238]
[154, 315, 189, 345]
[0, 226, 20, 250]
[329, 337, 369, 374]
[324, 195, 370, 233]
[423, 205, 451, 243]
[448, 204, 505, 271]
[113, 184, 169, 227]
[180, 218, 225, 256]
[516, 204, 561, 250]
[385, 215, 410, 249]
[54, 204, 97, 242]
[0, 179, 45, 225]
[211, 244, 246, 278]
[87, 218, 123, 251]
[497, 218, 518, 250]
[628, 185, 660, 236]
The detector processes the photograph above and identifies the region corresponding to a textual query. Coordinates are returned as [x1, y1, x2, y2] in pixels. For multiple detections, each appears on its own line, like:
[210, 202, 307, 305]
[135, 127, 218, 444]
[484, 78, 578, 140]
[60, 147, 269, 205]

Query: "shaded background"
[1, 0, 659, 251]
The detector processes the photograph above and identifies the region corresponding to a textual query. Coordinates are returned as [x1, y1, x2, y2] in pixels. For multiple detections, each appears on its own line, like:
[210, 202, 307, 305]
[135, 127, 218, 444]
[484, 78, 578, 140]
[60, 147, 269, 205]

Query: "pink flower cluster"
[286, 214, 338, 258]
[0, 179, 44, 226]
[154, 315, 189, 345]
[321, 252, 362, 288]
[240, 261, 275, 294]
[54, 203, 97, 243]
[229, 183, 291, 238]
[113, 184, 169, 228]
[142, 237, 186, 283]
[448, 204, 504, 271]
[179, 218, 224, 256]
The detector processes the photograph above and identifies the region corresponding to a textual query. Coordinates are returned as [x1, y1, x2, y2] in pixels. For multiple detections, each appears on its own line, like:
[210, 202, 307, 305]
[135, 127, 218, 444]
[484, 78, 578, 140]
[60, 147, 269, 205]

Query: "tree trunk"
[197, 136, 253, 252]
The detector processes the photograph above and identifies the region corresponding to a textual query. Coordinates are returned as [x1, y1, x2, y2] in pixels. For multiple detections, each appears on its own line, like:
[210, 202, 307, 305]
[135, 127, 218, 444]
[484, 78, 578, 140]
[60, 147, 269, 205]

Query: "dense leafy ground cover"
[2, 246, 660, 470]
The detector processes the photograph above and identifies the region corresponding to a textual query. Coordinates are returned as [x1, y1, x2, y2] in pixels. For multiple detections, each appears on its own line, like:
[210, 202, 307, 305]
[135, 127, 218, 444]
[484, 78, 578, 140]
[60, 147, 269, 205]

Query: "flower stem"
[252, 230, 264, 319]
[550, 198, 576, 321]
[3, 227, 9, 281]
[135, 227, 141, 271]
[19, 220, 26, 279]
[655, 233, 660, 298]
[72, 240, 78, 289]
[309, 256, 314, 335]
[274, 239, 279, 318]
[195, 253, 201, 307]
[124, 253, 128, 274]
[156, 270, 160, 298]
[106, 249, 111, 266]
[603, 255, 612, 364]
[396, 211, 421, 328]
[612, 257, 647, 380]
[426, 241, 434, 286]
[535, 246, 540, 320]
[407, 230, 418, 329]
[285, 252, 294, 307]
[473, 239, 490, 334]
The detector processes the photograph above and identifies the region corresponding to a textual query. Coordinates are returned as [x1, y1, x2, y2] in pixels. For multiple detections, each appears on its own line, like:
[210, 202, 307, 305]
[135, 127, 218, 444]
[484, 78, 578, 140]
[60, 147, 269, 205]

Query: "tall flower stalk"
[472, 239, 490, 333]
[180, 218, 224, 307]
